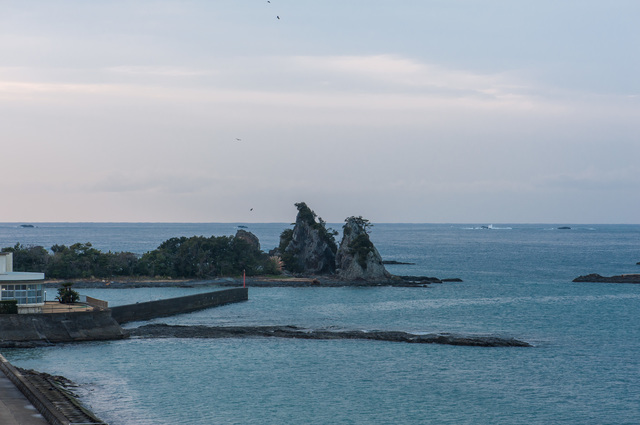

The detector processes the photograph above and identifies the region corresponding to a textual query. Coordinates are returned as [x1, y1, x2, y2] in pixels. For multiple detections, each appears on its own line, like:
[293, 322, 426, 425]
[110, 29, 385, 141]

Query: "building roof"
[0, 252, 45, 281]
[0, 272, 45, 282]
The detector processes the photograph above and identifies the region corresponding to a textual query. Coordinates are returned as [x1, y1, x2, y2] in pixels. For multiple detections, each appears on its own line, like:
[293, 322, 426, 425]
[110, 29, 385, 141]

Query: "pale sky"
[1, 1, 639, 223]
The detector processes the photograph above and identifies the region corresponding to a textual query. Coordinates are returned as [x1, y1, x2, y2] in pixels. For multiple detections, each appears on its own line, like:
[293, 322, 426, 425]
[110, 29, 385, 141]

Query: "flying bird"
[250, 208, 254, 211]
[277, 15, 280, 19]
[235, 138, 242, 141]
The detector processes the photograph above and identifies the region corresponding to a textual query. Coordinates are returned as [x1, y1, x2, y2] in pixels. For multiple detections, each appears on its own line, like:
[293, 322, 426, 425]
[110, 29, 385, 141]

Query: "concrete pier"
[0, 372, 49, 425]
[110, 287, 248, 324]
[0, 354, 56, 425]
[0, 354, 105, 425]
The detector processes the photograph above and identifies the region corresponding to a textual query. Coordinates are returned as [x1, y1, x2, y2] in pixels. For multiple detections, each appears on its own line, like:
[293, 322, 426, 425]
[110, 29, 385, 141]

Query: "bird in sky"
[277, 15, 280, 19]
[235, 138, 242, 141]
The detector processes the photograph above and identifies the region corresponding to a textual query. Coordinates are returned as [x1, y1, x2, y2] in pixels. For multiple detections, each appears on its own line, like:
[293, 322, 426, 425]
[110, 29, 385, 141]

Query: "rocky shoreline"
[45, 275, 463, 289]
[573, 273, 640, 284]
[129, 324, 531, 347]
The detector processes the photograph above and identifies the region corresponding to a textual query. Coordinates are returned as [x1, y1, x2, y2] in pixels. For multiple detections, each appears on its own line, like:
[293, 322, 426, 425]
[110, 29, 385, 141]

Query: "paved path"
[0, 372, 49, 425]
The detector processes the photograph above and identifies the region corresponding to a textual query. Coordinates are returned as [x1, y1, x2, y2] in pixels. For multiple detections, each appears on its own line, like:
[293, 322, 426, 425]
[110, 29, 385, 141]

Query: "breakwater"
[130, 324, 532, 347]
[0, 310, 126, 347]
[0, 353, 105, 425]
[110, 287, 248, 324]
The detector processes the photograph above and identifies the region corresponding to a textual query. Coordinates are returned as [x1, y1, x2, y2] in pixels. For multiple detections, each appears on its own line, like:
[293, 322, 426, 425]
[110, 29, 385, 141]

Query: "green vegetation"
[294, 202, 338, 252]
[2, 234, 280, 280]
[278, 202, 338, 273]
[344, 216, 375, 270]
[0, 300, 18, 314]
[344, 216, 373, 235]
[348, 233, 375, 269]
[56, 282, 80, 304]
[137, 235, 271, 278]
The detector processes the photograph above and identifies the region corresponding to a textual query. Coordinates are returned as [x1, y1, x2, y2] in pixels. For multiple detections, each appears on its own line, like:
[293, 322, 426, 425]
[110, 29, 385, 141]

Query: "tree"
[1, 243, 49, 272]
[57, 282, 80, 304]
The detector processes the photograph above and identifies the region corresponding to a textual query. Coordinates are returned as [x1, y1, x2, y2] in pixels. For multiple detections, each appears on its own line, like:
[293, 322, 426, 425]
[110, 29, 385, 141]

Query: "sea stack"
[279, 202, 337, 274]
[336, 216, 391, 281]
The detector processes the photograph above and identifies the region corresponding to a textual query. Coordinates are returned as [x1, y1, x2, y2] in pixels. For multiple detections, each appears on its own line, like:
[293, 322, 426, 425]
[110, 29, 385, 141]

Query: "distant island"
[573, 273, 640, 284]
[2, 202, 460, 287]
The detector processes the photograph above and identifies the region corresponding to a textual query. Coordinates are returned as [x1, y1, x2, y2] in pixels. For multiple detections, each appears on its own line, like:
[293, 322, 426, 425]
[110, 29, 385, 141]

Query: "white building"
[0, 252, 45, 313]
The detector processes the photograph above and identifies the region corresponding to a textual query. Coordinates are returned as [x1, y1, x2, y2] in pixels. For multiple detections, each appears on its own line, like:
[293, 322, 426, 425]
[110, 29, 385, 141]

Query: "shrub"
[0, 300, 18, 314]
[57, 282, 80, 304]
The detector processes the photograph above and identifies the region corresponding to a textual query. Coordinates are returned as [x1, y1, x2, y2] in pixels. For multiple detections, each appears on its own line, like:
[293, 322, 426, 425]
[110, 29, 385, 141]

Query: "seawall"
[0, 353, 106, 425]
[110, 287, 248, 324]
[0, 310, 127, 346]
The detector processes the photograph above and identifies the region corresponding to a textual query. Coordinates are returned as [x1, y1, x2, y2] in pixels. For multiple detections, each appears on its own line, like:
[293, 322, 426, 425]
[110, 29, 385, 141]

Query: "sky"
[1, 0, 639, 224]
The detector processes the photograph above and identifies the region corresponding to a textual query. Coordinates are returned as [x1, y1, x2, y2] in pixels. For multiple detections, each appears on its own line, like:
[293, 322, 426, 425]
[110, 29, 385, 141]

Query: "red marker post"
[243, 269, 246, 288]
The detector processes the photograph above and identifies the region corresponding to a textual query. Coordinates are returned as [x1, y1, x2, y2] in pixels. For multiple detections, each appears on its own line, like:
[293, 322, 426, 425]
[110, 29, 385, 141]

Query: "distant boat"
[479, 224, 512, 230]
[19, 224, 35, 228]
[557, 226, 571, 230]
[237, 225, 248, 229]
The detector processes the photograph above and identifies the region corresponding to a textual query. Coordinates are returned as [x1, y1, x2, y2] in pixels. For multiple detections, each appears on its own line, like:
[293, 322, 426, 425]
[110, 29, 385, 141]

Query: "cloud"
[106, 66, 211, 77]
[292, 54, 525, 95]
[537, 168, 640, 192]
[1, 54, 625, 118]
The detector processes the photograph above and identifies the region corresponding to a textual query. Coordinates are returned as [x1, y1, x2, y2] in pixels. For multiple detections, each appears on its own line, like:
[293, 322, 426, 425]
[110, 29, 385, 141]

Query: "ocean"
[1, 223, 639, 425]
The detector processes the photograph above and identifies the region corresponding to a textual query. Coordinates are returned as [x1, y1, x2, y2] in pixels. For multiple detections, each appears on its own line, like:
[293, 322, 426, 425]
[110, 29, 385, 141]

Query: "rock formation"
[336, 216, 391, 281]
[573, 273, 640, 284]
[235, 229, 260, 251]
[279, 202, 337, 274]
[131, 324, 532, 347]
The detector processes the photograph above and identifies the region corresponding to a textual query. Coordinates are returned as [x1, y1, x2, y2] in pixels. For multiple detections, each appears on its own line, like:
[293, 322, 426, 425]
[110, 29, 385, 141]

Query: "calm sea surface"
[1, 223, 639, 425]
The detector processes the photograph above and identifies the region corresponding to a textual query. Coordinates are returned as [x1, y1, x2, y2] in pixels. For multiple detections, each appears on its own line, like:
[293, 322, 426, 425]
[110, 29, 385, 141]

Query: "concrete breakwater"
[0, 288, 249, 346]
[0, 310, 127, 347]
[130, 324, 532, 347]
[0, 353, 105, 425]
[110, 287, 248, 324]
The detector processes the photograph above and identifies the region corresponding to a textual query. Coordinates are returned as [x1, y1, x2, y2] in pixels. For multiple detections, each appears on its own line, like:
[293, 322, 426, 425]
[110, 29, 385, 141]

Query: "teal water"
[2, 223, 640, 424]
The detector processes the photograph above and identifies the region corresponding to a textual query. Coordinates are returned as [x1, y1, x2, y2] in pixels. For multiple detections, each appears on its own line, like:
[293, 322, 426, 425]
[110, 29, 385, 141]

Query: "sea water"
[1, 223, 639, 425]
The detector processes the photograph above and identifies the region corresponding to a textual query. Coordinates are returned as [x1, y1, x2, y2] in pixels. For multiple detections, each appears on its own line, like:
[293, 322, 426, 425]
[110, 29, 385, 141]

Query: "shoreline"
[45, 275, 463, 289]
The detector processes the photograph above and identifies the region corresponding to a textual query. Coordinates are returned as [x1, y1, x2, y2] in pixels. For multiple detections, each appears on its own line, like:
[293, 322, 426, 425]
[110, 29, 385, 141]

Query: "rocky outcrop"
[280, 203, 337, 274]
[573, 273, 640, 284]
[383, 260, 416, 265]
[235, 229, 260, 250]
[336, 217, 390, 281]
[130, 324, 531, 347]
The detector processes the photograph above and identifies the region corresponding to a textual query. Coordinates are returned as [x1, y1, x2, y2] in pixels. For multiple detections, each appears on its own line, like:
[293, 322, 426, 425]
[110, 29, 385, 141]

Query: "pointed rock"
[336, 216, 390, 281]
[280, 202, 337, 274]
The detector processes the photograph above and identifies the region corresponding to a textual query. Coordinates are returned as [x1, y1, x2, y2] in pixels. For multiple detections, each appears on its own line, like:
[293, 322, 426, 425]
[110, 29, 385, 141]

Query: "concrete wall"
[0, 310, 127, 344]
[0, 354, 76, 425]
[110, 287, 248, 324]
